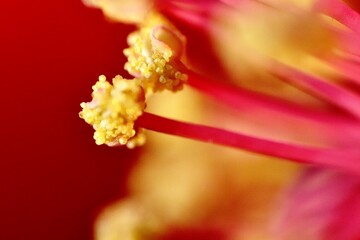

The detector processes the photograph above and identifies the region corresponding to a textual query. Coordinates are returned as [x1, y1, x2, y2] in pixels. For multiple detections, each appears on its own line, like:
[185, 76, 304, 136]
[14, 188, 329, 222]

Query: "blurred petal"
[83, 0, 151, 23]
[210, 1, 339, 94]
[314, 0, 360, 34]
[273, 167, 360, 240]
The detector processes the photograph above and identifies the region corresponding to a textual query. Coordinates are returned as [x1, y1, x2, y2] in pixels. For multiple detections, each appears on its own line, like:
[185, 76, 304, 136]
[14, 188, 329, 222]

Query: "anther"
[79, 75, 146, 148]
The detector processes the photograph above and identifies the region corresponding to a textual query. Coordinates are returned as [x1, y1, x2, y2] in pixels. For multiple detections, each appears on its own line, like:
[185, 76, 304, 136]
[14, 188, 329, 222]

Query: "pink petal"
[273, 167, 360, 240]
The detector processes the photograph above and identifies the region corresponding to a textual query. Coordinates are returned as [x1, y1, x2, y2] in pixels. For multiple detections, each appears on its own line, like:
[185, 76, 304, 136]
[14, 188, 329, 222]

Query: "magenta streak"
[138, 112, 360, 174]
[330, 58, 360, 86]
[156, 0, 213, 29]
[269, 61, 360, 120]
[338, 31, 360, 57]
[314, 0, 360, 34]
[187, 72, 360, 131]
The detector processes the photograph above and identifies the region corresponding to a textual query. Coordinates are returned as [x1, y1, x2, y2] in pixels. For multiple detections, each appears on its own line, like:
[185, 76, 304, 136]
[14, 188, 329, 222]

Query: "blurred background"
[0, 1, 140, 239]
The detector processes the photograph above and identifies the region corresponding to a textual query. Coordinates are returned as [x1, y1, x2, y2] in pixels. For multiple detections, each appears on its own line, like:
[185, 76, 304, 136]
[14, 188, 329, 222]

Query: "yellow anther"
[123, 14, 188, 94]
[79, 75, 146, 148]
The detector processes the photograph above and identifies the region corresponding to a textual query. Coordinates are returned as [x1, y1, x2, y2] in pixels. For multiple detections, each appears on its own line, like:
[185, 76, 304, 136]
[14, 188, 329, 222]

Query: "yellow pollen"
[80, 14, 190, 148]
[123, 14, 188, 94]
[79, 75, 146, 148]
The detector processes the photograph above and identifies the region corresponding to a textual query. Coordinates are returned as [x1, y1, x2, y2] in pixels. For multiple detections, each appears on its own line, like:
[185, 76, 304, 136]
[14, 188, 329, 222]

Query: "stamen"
[79, 8, 360, 174]
[137, 112, 360, 174]
[79, 75, 146, 148]
[268, 60, 360, 120]
[123, 15, 188, 94]
[187, 71, 360, 131]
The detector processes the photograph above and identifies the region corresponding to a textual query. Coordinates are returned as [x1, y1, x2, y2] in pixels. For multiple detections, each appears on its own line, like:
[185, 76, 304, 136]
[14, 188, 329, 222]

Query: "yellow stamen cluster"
[123, 17, 188, 94]
[80, 14, 188, 148]
[79, 75, 146, 148]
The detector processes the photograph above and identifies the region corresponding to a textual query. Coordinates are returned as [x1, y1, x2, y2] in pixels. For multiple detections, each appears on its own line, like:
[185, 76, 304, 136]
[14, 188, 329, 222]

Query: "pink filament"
[187, 71, 360, 138]
[138, 112, 360, 174]
[269, 60, 360, 120]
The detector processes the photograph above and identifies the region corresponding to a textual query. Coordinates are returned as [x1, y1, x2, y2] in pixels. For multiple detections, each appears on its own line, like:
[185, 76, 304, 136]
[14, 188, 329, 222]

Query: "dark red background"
[0, 1, 139, 239]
